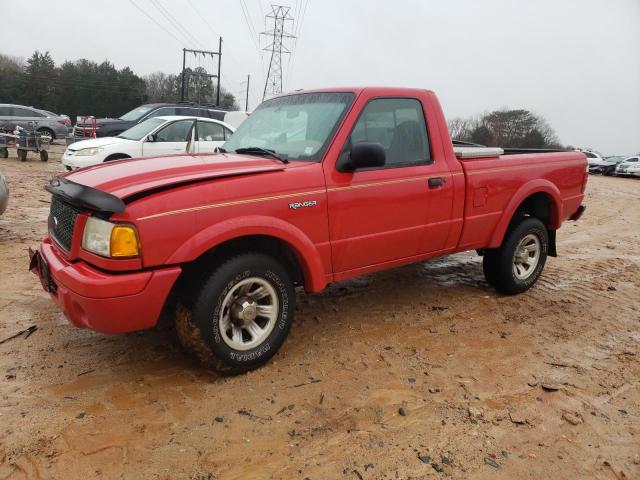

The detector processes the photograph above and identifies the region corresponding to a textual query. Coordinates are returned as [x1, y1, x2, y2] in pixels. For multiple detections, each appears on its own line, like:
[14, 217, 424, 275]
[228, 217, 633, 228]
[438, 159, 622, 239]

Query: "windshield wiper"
[235, 147, 289, 164]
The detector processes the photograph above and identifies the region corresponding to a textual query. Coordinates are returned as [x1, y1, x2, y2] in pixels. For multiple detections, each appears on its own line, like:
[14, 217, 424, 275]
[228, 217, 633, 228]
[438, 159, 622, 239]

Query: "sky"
[2, 0, 639, 154]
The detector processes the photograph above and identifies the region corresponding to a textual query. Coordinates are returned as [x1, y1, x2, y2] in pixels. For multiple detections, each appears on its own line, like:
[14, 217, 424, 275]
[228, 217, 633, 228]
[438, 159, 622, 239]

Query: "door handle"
[428, 177, 445, 188]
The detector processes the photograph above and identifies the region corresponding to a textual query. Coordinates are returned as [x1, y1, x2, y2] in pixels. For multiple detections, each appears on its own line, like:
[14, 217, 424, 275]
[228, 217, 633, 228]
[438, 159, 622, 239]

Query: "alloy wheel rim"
[512, 233, 541, 280]
[218, 277, 279, 351]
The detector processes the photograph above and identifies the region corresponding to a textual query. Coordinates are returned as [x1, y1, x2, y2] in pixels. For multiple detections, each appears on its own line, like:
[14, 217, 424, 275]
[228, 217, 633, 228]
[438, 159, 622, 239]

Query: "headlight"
[82, 217, 140, 258]
[74, 147, 104, 156]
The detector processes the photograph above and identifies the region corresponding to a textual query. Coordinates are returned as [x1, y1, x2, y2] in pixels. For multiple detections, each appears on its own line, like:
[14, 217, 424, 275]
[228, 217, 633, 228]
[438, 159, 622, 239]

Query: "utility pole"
[216, 37, 222, 106]
[245, 74, 250, 111]
[181, 48, 186, 102]
[261, 5, 295, 100]
[180, 39, 222, 104]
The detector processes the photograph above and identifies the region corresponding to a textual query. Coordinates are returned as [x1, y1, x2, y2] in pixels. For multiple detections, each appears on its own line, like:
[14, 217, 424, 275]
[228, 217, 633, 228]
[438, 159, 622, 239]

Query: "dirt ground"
[0, 144, 639, 480]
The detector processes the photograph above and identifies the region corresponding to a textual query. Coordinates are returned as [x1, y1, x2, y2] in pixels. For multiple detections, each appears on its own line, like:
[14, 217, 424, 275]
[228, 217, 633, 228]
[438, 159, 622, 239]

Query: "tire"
[0, 148, 7, 159]
[38, 128, 55, 141]
[176, 253, 296, 374]
[482, 217, 548, 295]
[17, 149, 27, 161]
[39, 150, 48, 162]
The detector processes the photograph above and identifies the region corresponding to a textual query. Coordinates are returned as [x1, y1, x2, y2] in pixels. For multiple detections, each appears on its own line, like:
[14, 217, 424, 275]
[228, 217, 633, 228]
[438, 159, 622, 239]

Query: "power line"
[187, 0, 219, 38]
[239, 0, 261, 52]
[127, 0, 184, 46]
[148, 0, 204, 49]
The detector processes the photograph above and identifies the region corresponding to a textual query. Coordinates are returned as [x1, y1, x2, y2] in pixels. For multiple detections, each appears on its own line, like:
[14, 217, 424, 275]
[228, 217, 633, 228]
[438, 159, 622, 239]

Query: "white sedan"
[62, 116, 235, 170]
[615, 156, 640, 177]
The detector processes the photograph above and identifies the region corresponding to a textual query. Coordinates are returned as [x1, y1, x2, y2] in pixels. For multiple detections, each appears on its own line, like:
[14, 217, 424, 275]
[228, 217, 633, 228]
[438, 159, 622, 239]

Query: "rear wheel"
[0, 148, 7, 159]
[482, 217, 548, 294]
[37, 128, 55, 141]
[39, 150, 48, 162]
[17, 149, 27, 161]
[175, 252, 296, 374]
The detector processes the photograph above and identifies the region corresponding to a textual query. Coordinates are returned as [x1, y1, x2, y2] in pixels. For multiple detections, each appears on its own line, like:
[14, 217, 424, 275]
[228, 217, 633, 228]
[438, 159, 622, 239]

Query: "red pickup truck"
[30, 87, 587, 373]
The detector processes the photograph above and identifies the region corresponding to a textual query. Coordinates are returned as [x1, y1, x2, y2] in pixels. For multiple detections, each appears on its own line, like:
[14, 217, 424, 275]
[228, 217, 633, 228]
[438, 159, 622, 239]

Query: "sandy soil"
[1, 145, 639, 480]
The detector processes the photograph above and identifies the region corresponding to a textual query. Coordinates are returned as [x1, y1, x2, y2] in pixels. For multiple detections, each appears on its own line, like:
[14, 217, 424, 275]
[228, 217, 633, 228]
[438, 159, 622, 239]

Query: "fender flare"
[488, 179, 562, 248]
[166, 215, 328, 292]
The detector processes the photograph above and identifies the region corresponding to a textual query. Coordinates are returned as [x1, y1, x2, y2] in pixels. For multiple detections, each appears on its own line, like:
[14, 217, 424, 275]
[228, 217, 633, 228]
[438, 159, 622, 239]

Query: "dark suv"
[73, 103, 227, 139]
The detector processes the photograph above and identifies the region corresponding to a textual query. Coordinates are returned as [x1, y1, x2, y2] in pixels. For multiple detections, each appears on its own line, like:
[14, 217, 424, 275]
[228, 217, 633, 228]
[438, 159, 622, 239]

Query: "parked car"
[63, 116, 235, 170]
[30, 87, 587, 374]
[589, 155, 627, 175]
[72, 103, 229, 139]
[223, 111, 251, 129]
[615, 156, 640, 177]
[0, 171, 8, 216]
[0, 104, 71, 140]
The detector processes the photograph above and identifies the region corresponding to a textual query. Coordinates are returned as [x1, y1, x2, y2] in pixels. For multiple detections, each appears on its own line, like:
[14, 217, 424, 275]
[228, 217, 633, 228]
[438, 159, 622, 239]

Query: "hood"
[64, 153, 287, 199]
[67, 136, 135, 151]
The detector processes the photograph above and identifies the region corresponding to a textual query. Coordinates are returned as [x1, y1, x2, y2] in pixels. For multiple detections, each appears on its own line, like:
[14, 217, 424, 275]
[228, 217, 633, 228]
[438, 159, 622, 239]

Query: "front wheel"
[482, 217, 548, 295]
[176, 253, 296, 374]
[17, 149, 27, 161]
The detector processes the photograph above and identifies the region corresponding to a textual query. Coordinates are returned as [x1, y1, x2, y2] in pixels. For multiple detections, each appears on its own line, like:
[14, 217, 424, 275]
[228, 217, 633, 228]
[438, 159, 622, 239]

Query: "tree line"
[0, 51, 238, 122]
[448, 109, 563, 149]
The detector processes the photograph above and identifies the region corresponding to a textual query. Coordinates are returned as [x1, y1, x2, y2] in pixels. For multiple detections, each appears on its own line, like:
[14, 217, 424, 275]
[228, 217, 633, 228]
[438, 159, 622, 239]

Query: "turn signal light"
[110, 226, 140, 257]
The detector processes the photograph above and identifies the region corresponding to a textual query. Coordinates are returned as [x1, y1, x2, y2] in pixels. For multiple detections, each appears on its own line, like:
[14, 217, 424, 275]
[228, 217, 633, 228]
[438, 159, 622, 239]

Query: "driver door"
[142, 119, 195, 156]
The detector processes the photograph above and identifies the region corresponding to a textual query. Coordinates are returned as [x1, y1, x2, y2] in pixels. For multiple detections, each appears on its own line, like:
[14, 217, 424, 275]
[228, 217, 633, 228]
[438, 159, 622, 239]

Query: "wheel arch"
[488, 180, 562, 249]
[104, 153, 131, 162]
[167, 215, 328, 292]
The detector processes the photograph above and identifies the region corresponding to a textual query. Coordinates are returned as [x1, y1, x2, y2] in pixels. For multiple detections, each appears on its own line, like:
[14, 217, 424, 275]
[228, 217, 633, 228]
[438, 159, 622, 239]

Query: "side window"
[0, 107, 10, 116]
[154, 120, 194, 142]
[146, 107, 178, 119]
[350, 98, 431, 167]
[224, 127, 233, 140]
[11, 107, 37, 117]
[176, 107, 199, 116]
[585, 152, 597, 158]
[30, 110, 45, 117]
[197, 121, 225, 141]
[207, 110, 225, 121]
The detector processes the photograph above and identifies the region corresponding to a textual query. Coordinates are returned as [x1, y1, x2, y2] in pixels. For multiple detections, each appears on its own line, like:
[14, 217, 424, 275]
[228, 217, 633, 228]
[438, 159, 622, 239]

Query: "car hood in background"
[63, 153, 287, 199]
[67, 137, 136, 151]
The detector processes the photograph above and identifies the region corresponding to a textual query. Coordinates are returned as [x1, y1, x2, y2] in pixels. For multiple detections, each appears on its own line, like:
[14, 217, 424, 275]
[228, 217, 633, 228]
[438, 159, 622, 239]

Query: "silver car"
[0, 104, 70, 140]
[0, 171, 8, 216]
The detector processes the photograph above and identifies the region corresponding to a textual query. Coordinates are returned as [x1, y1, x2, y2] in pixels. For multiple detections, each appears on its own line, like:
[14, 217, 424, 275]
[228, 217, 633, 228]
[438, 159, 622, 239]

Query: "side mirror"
[337, 142, 386, 172]
[146, 134, 157, 142]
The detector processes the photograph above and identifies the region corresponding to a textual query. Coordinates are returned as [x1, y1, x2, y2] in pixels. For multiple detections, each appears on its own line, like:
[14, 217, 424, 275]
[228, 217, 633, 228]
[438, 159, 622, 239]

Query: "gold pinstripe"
[136, 174, 454, 221]
[465, 160, 584, 176]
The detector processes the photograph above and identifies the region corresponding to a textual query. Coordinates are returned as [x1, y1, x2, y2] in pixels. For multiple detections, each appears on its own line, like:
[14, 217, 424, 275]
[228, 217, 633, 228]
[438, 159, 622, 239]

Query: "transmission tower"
[261, 5, 296, 100]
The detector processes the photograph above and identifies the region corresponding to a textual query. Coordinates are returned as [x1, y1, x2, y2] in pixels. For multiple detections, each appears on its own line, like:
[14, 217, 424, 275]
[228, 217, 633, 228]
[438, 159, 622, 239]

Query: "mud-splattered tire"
[483, 217, 548, 295]
[176, 253, 295, 374]
[17, 149, 27, 161]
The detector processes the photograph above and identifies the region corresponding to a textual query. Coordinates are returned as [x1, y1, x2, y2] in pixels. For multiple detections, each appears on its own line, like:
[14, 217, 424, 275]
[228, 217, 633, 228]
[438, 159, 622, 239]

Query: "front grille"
[49, 196, 81, 251]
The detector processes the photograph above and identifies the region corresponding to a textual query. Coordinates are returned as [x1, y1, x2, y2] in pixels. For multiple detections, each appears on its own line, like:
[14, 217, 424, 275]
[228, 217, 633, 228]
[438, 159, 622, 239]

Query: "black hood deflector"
[45, 177, 125, 214]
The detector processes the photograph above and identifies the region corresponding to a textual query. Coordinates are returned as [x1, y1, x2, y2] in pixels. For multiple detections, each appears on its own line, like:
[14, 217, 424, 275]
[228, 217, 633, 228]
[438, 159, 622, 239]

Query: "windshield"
[222, 92, 355, 162]
[120, 105, 154, 122]
[117, 118, 165, 140]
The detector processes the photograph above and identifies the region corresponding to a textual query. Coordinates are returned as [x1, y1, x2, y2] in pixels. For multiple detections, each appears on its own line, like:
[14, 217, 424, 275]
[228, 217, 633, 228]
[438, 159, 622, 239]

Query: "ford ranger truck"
[30, 88, 588, 374]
